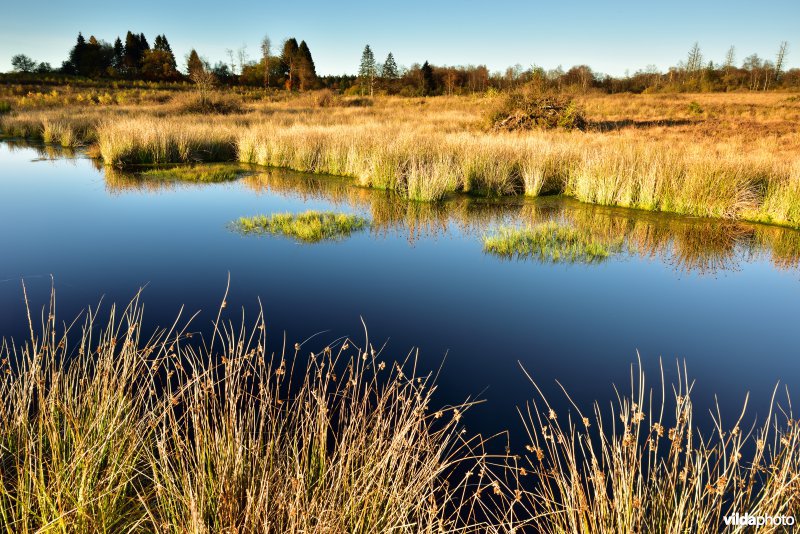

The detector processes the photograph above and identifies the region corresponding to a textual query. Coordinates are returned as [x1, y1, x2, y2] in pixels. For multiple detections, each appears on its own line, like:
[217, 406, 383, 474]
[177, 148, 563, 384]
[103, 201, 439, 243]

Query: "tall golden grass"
[2, 92, 800, 224]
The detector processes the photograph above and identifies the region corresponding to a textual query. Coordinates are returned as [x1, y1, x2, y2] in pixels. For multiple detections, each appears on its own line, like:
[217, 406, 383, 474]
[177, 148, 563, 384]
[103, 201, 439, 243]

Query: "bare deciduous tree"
[774, 41, 789, 83]
[686, 42, 703, 80]
[261, 35, 271, 88]
[190, 68, 217, 105]
[237, 44, 248, 75]
[724, 46, 735, 74]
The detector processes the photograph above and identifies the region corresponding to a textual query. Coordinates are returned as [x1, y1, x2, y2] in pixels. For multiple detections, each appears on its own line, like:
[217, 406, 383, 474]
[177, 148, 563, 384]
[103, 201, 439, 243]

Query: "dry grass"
[504, 360, 800, 533]
[2, 91, 800, 224]
[0, 288, 493, 533]
[97, 118, 237, 165]
[1, 290, 798, 532]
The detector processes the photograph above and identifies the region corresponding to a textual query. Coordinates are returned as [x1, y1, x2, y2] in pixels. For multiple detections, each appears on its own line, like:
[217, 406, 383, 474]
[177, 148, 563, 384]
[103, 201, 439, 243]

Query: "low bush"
[168, 91, 244, 114]
[489, 89, 586, 131]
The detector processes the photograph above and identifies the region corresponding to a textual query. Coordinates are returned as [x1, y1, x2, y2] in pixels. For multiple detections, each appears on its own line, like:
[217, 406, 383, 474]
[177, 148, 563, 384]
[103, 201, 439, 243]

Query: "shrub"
[688, 100, 704, 114]
[313, 88, 336, 107]
[489, 89, 586, 131]
[168, 92, 243, 115]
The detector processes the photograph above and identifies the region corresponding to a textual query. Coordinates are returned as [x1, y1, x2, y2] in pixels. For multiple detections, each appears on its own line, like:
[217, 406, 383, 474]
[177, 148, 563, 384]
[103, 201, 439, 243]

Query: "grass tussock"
[509, 361, 800, 533]
[483, 221, 622, 263]
[234, 210, 369, 242]
[139, 164, 244, 183]
[0, 291, 491, 533]
[97, 118, 237, 165]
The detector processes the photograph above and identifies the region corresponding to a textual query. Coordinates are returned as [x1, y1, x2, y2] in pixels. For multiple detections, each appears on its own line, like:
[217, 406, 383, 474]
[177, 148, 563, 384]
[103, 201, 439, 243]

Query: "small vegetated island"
[483, 220, 624, 263]
[233, 210, 369, 243]
[138, 164, 245, 183]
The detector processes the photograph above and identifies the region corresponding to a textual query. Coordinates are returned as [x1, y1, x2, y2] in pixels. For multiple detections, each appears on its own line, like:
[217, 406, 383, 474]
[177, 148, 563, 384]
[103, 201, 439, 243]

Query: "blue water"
[2, 141, 799, 441]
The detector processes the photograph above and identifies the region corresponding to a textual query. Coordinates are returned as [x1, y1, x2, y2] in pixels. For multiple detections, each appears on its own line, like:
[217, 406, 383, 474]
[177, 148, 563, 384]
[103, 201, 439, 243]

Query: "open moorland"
[2, 84, 800, 227]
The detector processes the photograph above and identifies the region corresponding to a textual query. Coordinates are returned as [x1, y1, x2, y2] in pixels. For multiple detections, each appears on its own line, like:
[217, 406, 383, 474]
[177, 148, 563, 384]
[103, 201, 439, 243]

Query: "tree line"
[8, 37, 798, 94]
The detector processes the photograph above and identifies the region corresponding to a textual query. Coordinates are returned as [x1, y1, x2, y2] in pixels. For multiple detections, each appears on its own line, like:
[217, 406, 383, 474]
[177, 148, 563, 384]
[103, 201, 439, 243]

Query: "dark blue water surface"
[1, 141, 799, 442]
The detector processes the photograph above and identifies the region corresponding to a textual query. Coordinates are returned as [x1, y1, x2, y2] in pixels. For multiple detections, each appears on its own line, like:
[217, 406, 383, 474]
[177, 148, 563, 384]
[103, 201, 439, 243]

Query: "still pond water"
[1, 140, 799, 440]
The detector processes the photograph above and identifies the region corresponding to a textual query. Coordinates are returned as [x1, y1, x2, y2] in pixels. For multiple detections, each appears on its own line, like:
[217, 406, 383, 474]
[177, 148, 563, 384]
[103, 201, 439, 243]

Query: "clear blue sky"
[1, 0, 797, 75]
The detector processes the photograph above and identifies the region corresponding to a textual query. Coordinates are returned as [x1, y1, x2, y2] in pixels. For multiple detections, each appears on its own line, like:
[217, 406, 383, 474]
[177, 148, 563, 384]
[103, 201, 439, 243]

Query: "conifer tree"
[186, 49, 204, 77]
[382, 52, 398, 79]
[281, 38, 300, 90]
[64, 33, 87, 75]
[358, 44, 377, 96]
[112, 37, 124, 70]
[153, 35, 176, 69]
[297, 40, 317, 91]
[421, 61, 436, 96]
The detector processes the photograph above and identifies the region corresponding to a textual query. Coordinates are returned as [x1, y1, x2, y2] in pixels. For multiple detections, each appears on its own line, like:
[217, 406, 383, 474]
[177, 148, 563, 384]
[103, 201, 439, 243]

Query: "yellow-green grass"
[483, 220, 623, 263]
[139, 163, 244, 183]
[234, 210, 369, 242]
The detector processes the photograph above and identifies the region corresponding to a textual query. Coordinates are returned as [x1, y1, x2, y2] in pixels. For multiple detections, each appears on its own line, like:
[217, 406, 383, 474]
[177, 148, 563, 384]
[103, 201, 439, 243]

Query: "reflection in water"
[102, 164, 800, 274]
[3, 139, 78, 161]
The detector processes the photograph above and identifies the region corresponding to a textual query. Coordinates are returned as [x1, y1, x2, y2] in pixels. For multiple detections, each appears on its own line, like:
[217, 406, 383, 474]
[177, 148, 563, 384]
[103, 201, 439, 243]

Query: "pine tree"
[382, 52, 398, 79]
[297, 40, 317, 91]
[186, 49, 204, 77]
[281, 38, 300, 90]
[64, 33, 88, 75]
[358, 44, 377, 96]
[112, 37, 124, 70]
[153, 35, 176, 69]
[421, 61, 436, 96]
[123, 31, 141, 73]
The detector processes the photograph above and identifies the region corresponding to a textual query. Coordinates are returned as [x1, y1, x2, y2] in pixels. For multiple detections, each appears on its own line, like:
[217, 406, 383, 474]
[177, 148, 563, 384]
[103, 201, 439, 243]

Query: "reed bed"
[3, 92, 800, 225]
[97, 118, 237, 165]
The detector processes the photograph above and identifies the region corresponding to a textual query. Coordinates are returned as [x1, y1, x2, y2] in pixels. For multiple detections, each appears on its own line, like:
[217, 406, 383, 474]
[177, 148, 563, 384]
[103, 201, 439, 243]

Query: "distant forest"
[6, 32, 798, 95]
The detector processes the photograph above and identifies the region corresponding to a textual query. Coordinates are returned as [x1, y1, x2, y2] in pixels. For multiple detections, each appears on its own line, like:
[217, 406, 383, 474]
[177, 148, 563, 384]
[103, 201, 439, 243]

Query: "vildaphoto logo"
[723, 513, 795, 527]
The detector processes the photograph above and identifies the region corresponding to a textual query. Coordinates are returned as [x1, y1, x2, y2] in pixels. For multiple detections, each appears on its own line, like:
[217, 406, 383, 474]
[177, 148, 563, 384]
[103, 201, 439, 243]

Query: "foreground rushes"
[0, 290, 154, 533]
[0, 289, 798, 532]
[507, 360, 800, 533]
[0, 289, 492, 533]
